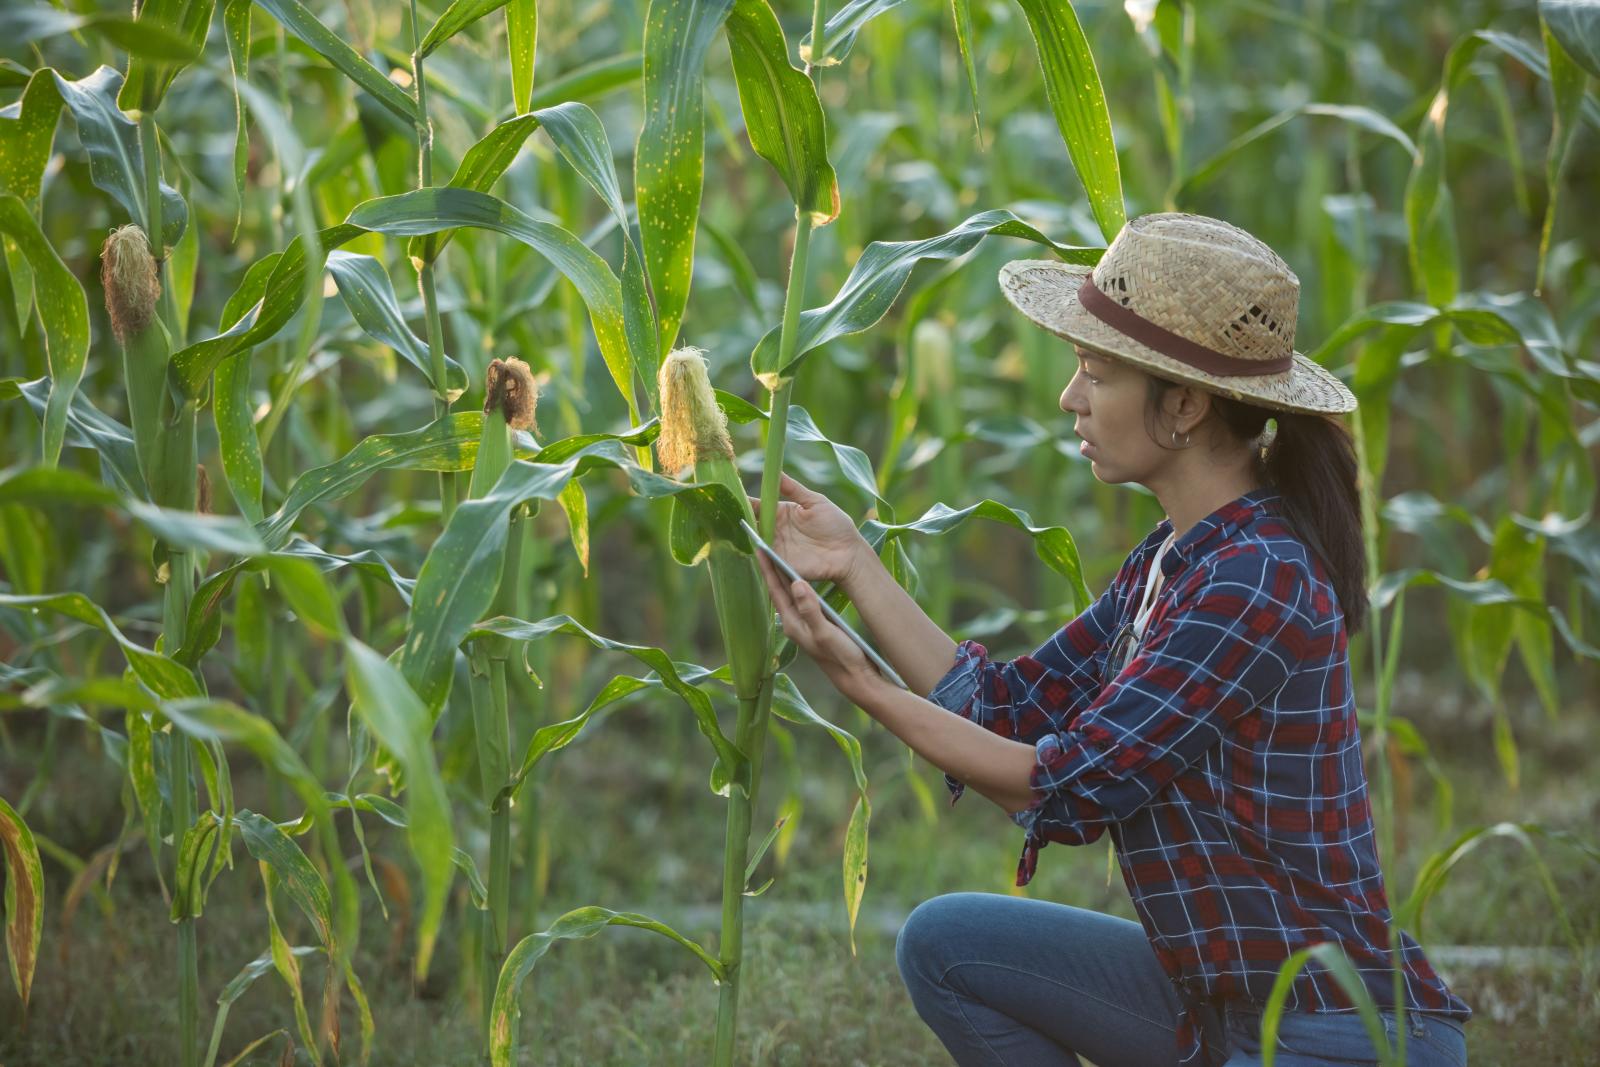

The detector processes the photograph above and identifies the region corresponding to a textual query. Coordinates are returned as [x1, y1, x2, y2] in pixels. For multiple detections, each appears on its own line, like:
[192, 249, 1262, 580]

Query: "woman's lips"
[1079, 440, 1096, 457]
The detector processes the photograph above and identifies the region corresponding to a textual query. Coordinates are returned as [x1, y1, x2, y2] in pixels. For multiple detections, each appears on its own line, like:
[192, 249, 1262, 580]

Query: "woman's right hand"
[747, 472, 872, 589]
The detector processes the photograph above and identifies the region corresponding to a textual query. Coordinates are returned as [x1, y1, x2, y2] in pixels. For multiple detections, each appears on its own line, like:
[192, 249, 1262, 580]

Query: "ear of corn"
[658, 347, 771, 701]
[471, 358, 538, 499]
[102, 223, 169, 496]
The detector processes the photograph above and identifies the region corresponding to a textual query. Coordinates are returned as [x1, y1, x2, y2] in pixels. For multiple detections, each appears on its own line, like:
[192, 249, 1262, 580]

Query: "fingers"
[779, 471, 817, 503]
[788, 580, 867, 668]
[755, 547, 798, 621]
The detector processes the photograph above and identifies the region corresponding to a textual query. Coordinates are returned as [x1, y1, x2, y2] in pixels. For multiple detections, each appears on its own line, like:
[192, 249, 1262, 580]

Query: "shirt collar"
[1153, 486, 1284, 578]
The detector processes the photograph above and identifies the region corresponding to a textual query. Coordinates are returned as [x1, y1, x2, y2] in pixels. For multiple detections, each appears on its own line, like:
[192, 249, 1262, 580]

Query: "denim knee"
[896, 892, 981, 988]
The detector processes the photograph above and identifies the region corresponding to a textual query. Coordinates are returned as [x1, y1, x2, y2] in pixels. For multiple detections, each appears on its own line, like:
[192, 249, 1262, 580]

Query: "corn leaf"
[343, 639, 455, 982]
[408, 101, 659, 411]
[556, 479, 589, 574]
[202, 248, 274, 523]
[348, 188, 640, 416]
[329, 793, 490, 911]
[115, 0, 215, 110]
[1396, 822, 1582, 948]
[258, 862, 319, 1066]
[206, 945, 318, 1067]
[0, 793, 44, 1008]
[841, 792, 870, 958]
[765, 672, 871, 954]
[749, 209, 1101, 387]
[1013, 0, 1125, 241]
[507, 0, 536, 112]
[181, 542, 419, 670]
[235, 813, 334, 1064]
[1258, 942, 1393, 1067]
[469, 614, 747, 799]
[256, 412, 535, 549]
[491, 906, 724, 1067]
[419, 0, 510, 58]
[236, 811, 332, 949]
[2, 6, 203, 63]
[1541, 0, 1600, 77]
[169, 222, 364, 397]
[0, 466, 270, 558]
[0, 592, 199, 699]
[125, 710, 167, 894]
[1405, 39, 1481, 308]
[0, 196, 87, 470]
[950, 0, 981, 133]
[766, 673, 867, 795]
[1176, 103, 1416, 201]
[8, 379, 145, 497]
[397, 439, 748, 720]
[1537, 13, 1588, 292]
[797, 0, 910, 66]
[725, 0, 840, 225]
[251, 0, 419, 124]
[213, 354, 261, 523]
[124, 500, 267, 557]
[539, 102, 661, 408]
[0, 67, 187, 247]
[170, 811, 226, 921]
[326, 251, 470, 401]
[860, 499, 1092, 612]
[222, 0, 251, 242]
[157, 698, 352, 958]
[527, 52, 640, 111]
[0, 465, 119, 508]
[635, 0, 735, 355]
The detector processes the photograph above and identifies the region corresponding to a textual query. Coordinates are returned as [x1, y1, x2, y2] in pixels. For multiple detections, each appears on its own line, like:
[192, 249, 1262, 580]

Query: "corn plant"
[4, 0, 1600, 1063]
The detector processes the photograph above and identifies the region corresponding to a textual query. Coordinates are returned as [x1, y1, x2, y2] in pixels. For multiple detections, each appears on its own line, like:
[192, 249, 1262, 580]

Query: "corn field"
[1, 0, 1598, 1063]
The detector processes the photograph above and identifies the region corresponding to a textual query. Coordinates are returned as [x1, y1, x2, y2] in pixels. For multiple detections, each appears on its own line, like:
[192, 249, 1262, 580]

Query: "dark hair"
[1143, 376, 1368, 637]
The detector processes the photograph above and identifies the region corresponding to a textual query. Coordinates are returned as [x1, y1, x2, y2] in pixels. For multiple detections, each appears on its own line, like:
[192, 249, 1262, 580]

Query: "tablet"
[739, 518, 910, 690]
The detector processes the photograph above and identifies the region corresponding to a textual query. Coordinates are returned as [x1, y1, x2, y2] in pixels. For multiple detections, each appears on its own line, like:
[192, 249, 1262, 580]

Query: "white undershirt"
[1132, 530, 1178, 642]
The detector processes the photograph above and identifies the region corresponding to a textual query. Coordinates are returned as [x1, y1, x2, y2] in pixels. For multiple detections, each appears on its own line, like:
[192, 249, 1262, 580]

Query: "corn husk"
[100, 223, 172, 499]
[658, 348, 770, 700]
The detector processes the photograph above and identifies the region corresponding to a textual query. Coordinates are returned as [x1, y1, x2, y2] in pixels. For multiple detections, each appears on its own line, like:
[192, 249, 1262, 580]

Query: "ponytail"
[1258, 412, 1367, 637]
[1145, 377, 1368, 636]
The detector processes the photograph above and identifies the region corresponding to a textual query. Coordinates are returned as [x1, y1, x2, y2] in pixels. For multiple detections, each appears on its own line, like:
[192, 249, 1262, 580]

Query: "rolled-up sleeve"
[925, 579, 1123, 806]
[1009, 552, 1317, 886]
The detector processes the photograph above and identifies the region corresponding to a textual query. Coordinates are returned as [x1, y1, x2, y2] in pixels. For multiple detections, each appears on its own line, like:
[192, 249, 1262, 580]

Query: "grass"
[3, 652, 1595, 1065]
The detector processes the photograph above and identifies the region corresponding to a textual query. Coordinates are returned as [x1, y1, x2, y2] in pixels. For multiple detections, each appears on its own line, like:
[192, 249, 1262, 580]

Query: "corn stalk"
[465, 358, 539, 1052]
[653, 348, 775, 1067]
[130, 100, 204, 1067]
[409, 0, 459, 525]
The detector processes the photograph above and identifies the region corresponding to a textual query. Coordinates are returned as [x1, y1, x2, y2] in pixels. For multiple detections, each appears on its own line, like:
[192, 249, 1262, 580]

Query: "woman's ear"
[1163, 382, 1210, 429]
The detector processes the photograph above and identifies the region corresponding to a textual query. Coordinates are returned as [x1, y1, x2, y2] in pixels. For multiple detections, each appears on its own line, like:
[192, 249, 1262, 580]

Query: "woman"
[751, 213, 1472, 1066]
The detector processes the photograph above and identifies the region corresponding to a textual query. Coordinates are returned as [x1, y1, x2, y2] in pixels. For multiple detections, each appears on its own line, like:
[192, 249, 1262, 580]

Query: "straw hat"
[998, 212, 1357, 415]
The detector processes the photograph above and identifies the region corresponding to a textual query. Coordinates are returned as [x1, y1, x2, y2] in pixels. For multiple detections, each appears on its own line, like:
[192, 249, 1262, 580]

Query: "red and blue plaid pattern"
[927, 487, 1471, 1065]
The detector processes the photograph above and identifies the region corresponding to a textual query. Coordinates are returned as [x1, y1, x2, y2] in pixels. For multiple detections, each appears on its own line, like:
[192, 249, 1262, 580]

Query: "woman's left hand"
[753, 544, 874, 699]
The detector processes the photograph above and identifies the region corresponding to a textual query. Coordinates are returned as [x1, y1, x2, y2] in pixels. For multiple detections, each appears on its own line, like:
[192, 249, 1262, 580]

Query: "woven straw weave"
[999, 213, 1357, 415]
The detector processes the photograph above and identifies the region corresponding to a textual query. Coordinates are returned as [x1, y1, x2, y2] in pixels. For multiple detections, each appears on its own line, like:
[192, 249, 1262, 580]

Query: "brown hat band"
[1077, 276, 1294, 377]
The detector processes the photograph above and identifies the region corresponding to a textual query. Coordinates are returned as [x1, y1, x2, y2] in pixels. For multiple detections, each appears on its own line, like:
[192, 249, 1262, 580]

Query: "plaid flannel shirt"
[926, 487, 1471, 1066]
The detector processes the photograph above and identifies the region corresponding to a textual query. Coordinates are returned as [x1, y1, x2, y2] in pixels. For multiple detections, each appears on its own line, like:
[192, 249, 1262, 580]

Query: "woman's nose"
[1060, 380, 1084, 415]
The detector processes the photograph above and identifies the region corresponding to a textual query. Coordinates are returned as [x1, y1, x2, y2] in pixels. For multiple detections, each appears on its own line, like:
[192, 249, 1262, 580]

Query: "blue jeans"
[894, 892, 1468, 1067]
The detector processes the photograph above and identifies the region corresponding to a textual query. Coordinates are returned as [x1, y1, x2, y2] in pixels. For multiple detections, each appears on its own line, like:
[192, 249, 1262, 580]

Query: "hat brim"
[998, 259, 1357, 416]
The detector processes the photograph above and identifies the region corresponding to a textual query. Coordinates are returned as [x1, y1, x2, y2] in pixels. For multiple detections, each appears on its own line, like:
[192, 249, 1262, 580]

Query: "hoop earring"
[1171, 428, 1191, 448]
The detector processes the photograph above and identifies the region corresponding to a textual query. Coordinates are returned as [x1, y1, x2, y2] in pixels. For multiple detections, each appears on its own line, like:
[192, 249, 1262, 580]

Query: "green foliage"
[3, 0, 1598, 1061]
